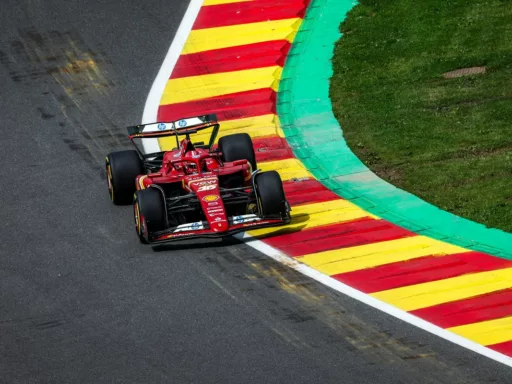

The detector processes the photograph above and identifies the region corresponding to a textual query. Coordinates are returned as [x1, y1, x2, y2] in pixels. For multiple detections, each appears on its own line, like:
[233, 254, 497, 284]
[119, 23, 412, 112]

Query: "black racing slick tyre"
[254, 171, 287, 216]
[106, 150, 143, 205]
[218, 133, 257, 171]
[133, 188, 167, 244]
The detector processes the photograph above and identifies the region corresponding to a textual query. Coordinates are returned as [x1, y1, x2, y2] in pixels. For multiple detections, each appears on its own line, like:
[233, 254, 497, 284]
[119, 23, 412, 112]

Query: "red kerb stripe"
[488, 340, 512, 357]
[253, 136, 294, 163]
[282, 179, 340, 206]
[171, 41, 291, 79]
[263, 218, 412, 256]
[194, 0, 308, 30]
[158, 89, 275, 122]
[333, 251, 511, 294]
[410, 287, 512, 329]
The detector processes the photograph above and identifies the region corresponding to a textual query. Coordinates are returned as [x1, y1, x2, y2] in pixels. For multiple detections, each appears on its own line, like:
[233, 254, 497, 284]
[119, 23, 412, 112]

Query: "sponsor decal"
[232, 214, 261, 225]
[195, 179, 216, 186]
[198, 185, 215, 192]
[202, 195, 219, 202]
[208, 201, 220, 207]
[178, 119, 187, 127]
[206, 204, 224, 217]
[242, 222, 264, 227]
[166, 233, 189, 238]
[214, 217, 222, 222]
[189, 179, 217, 190]
[174, 222, 204, 232]
[158, 123, 166, 131]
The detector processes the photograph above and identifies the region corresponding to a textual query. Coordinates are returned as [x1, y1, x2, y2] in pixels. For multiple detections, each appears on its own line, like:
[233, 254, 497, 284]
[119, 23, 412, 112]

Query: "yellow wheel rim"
[106, 163, 114, 201]
[134, 201, 141, 234]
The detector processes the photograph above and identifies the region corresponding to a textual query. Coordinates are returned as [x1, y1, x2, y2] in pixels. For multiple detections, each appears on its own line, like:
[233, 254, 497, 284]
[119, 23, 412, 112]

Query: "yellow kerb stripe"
[218, 114, 280, 136]
[448, 316, 512, 346]
[183, 18, 302, 54]
[297, 236, 467, 275]
[203, 0, 251, 5]
[248, 200, 374, 237]
[161, 66, 282, 105]
[258, 158, 312, 181]
[372, 267, 512, 312]
[219, 114, 285, 138]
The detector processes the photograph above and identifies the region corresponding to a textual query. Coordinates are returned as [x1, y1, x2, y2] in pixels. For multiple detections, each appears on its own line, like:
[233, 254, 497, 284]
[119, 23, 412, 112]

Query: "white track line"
[141, 0, 204, 154]
[141, 0, 512, 368]
[234, 232, 512, 367]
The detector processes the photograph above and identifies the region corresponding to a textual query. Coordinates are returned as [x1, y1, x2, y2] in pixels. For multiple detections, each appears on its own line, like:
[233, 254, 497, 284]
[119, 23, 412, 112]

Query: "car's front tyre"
[133, 188, 167, 244]
[254, 171, 288, 217]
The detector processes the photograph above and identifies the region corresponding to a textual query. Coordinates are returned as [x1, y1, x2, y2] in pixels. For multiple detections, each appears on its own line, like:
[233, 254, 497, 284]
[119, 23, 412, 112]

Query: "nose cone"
[186, 176, 229, 232]
[212, 220, 229, 232]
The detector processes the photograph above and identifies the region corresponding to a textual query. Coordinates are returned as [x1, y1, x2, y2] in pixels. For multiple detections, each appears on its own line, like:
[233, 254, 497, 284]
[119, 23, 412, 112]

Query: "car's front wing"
[149, 214, 290, 244]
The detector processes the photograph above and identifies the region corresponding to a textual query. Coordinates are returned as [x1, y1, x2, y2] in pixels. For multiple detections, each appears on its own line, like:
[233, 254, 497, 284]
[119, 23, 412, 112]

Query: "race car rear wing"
[127, 114, 218, 139]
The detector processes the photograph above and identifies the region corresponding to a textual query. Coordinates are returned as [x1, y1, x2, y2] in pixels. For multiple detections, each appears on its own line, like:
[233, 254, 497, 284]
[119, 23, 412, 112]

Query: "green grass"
[330, 0, 512, 233]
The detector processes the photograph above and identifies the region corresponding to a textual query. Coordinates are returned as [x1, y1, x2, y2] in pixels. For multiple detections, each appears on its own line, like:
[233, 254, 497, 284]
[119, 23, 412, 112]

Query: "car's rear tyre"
[218, 133, 257, 171]
[106, 150, 143, 205]
[254, 171, 287, 216]
[134, 188, 167, 244]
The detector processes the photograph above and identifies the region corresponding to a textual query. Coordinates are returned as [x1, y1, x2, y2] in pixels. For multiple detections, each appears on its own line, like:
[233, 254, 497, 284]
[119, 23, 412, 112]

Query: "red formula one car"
[105, 114, 291, 244]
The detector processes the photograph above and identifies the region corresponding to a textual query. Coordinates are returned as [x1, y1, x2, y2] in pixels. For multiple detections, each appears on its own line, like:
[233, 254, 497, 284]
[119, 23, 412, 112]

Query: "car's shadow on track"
[151, 237, 239, 252]
[151, 214, 310, 252]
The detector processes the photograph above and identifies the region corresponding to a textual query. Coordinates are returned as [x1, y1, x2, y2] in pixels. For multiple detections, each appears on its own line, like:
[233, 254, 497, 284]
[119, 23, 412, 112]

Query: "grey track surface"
[0, 1, 511, 383]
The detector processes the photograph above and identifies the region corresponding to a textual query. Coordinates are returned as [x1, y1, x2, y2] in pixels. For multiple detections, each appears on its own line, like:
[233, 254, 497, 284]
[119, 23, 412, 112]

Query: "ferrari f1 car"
[105, 114, 291, 244]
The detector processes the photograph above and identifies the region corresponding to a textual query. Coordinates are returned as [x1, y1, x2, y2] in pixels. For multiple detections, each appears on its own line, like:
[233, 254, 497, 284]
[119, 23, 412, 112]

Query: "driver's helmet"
[184, 161, 198, 173]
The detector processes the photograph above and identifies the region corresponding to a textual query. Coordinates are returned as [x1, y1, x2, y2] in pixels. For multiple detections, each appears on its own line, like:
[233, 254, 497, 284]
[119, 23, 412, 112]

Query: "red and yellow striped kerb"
[156, 0, 512, 358]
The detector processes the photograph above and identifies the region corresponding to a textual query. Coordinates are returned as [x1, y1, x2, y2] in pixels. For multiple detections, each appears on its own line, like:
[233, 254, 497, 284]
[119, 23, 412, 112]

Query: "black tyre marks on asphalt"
[0, 29, 130, 178]
[159, 238, 499, 384]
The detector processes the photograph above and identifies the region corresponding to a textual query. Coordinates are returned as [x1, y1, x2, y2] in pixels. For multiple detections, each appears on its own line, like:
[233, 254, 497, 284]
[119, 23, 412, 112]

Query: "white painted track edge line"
[141, 0, 204, 153]
[233, 232, 512, 368]
[142, 0, 512, 369]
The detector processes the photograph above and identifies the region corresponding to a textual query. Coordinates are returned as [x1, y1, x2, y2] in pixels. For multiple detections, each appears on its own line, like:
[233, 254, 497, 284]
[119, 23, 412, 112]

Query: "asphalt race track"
[1, 1, 511, 383]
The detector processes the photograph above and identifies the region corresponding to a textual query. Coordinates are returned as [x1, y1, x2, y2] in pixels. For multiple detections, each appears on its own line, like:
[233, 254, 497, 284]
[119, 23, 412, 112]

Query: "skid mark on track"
[0, 29, 112, 90]
[0, 312, 86, 332]
[189, 244, 486, 383]
[197, 267, 309, 350]
[0, 29, 129, 176]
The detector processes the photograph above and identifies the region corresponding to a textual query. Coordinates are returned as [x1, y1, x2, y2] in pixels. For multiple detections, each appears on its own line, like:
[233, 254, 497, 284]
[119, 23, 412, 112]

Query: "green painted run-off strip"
[277, 0, 512, 259]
